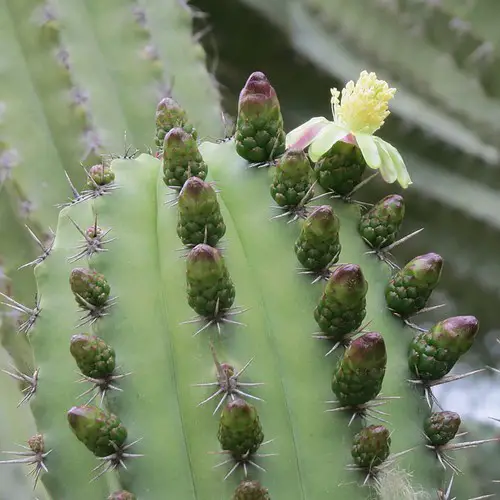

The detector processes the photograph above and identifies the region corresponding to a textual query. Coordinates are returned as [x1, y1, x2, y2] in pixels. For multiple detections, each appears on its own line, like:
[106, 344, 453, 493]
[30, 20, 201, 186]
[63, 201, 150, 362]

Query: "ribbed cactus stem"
[1, 68, 488, 500]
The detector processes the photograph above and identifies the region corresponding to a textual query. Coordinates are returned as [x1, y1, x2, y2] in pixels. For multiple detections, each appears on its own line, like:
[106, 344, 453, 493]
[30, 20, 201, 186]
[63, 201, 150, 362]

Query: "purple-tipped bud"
[358, 194, 405, 249]
[69, 267, 110, 309]
[218, 398, 264, 460]
[87, 164, 115, 188]
[155, 96, 196, 147]
[351, 425, 391, 468]
[67, 405, 127, 457]
[238, 72, 280, 115]
[345, 332, 386, 370]
[162, 128, 207, 187]
[405, 253, 443, 285]
[179, 177, 217, 210]
[235, 71, 285, 162]
[70, 333, 116, 379]
[325, 264, 368, 303]
[424, 411, 461, 447]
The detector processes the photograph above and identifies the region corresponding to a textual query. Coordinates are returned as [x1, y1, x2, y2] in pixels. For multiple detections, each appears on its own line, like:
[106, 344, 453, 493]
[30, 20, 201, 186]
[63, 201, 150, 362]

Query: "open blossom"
[286, 71, 412, 189]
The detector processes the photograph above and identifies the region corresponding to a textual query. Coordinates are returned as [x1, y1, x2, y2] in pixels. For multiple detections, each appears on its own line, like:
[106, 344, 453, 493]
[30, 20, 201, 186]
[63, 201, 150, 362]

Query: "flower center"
[330, 71, 396, 135]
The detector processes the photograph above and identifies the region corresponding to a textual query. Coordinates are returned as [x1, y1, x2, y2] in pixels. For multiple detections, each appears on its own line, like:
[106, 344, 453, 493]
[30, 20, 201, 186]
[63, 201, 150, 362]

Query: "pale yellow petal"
[373, 138, 398, 184]
[381, 140, 413, 188]
[285, 117, 330, 150]
[308, 123, 349, 162]
[354, 133, 381, 169]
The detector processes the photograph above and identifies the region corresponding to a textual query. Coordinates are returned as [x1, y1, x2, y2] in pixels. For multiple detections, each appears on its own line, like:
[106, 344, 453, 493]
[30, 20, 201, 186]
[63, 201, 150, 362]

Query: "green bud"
[69, 267, 110, 309]
[295, 205, 341, 272]
[358, 194, 405, 249]
[270, 149, 313, 207]
[70, 334, 116, 379]
[235, 72, 286, 163]
[332, 332, 386, 406]
[162, 127, 207, 188]
[186, 244, 235, 317]
[385, 252, 443, 317]
[314, 264, 367, 341]
[351, 425, 391, 469]
[408, 316, 479, 381]
[233, 480, 271, 500]
[177, 176, 226, 247]
[67, 405, 127, 457]
[155, 96, 197, 147]
[218, 398, 264, 461]
[314, 140, 366, 196]
[423, 411, 461, 447]
[86, 164, 115, 188]
[108, 491, 136, 500]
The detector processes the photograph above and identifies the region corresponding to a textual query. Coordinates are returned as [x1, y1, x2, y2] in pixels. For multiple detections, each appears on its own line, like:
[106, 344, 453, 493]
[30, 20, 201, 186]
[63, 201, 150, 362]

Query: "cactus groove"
[0, 71, 491, 499]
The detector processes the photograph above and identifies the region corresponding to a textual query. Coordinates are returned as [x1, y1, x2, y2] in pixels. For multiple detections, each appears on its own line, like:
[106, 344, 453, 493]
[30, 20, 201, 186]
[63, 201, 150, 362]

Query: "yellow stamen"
[330, 71, 396, 135]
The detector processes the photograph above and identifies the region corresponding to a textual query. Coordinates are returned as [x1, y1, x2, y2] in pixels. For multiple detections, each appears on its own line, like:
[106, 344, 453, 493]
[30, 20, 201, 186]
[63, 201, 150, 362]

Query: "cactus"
[0, 0, 224, 373]
[0, 70, 493, 500]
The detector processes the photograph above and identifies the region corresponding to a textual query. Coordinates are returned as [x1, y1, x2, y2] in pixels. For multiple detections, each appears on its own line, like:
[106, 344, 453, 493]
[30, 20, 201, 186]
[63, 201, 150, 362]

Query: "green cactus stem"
[162, 127, 208, 188]
[351, 425, 391, 469]
[233, 479, 271, 500]
[358, 194, 405, 250]
[186, 243, 236, 321]
[423, 412, 461, 447]
[5, 83, 487, 497]
[385, 253, 443, 318]
[108, 491, 136, 500]
[295, 205, 341, 274]
[314, 264, 368, 347]
[155, 96, 197, 148]
[314, 140, 367, 196]
[177, 176, 226, 247]
[235, 71, 286, 163]
[217, 398, 264, 463]
[408, 316, 479, 382]
[330, 332, 387, 409]
[270, 148, 314, 208]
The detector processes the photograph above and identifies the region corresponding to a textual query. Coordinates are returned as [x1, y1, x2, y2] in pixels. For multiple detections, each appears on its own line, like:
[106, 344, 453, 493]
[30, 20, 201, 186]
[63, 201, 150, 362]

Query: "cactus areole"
[0, 70, 488, 500]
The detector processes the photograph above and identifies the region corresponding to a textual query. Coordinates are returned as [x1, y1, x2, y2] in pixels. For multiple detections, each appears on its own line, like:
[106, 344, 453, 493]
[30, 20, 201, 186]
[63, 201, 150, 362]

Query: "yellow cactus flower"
[286, 71, 412, 189]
